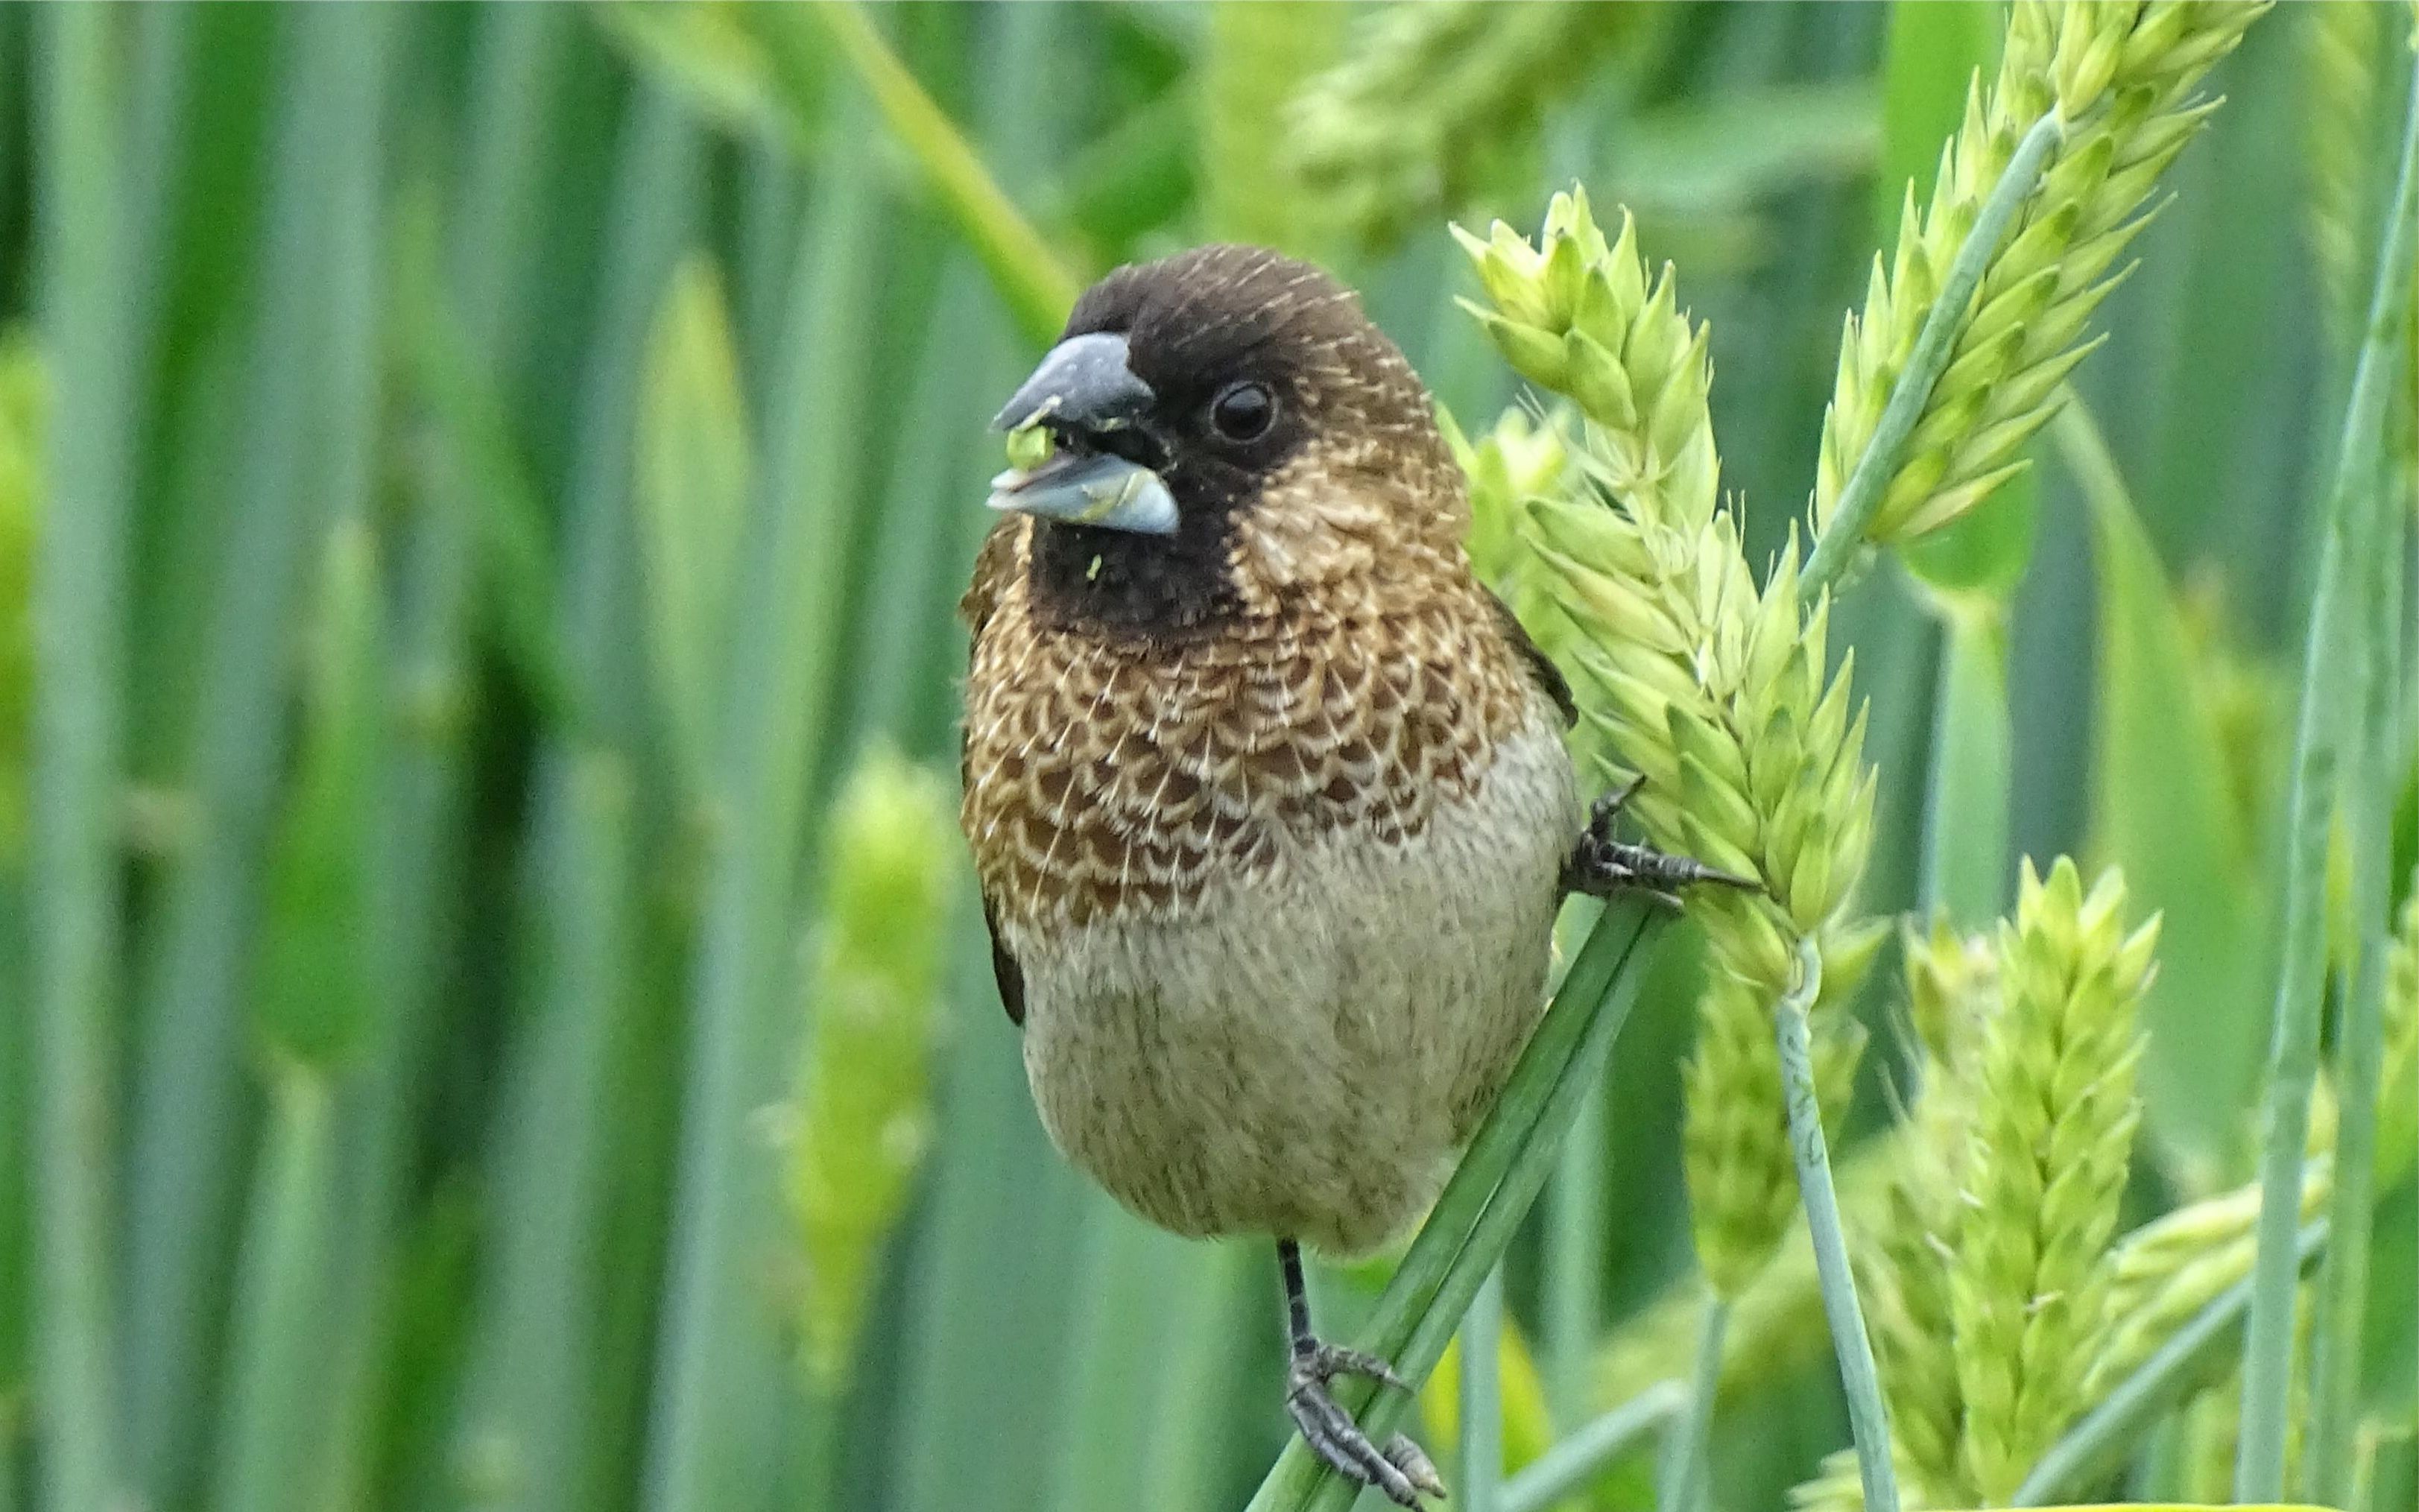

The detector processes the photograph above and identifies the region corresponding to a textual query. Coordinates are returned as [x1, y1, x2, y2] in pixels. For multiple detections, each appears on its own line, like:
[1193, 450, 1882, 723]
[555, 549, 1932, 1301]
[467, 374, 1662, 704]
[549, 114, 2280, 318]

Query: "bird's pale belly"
[1010, 722, 1578, 1255]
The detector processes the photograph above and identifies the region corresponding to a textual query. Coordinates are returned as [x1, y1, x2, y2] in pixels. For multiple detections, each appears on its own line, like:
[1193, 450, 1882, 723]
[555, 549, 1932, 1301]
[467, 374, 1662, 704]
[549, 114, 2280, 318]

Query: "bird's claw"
[1562, 776, 1760, 905]
[1285, 1341, 1445, 1505]
[1380, 1434, 1446, 1502]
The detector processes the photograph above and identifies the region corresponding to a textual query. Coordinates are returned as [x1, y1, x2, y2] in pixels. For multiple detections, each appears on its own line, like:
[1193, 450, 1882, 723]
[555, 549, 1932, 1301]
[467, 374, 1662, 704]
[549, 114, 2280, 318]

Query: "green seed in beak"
[1005, 422, 1056, 472]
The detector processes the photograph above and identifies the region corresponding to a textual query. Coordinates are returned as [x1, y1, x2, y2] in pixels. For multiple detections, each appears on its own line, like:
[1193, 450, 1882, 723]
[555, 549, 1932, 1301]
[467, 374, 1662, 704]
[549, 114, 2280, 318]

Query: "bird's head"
[987, 245, 1465, 636]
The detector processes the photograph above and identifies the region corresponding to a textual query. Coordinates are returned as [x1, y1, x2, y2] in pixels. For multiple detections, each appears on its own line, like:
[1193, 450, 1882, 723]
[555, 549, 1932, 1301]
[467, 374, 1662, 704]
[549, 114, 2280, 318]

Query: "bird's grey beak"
[985, 332, 1177, 537]
[986, 452, 1178, 536]
[991, 332, 1153, 434]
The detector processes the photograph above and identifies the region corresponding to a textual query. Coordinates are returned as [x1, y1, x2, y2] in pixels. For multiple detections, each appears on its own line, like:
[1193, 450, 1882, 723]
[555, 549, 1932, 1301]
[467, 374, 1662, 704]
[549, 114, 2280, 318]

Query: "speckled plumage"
[961, 499, 1542, 929]
[960, 247, 1583, 1257]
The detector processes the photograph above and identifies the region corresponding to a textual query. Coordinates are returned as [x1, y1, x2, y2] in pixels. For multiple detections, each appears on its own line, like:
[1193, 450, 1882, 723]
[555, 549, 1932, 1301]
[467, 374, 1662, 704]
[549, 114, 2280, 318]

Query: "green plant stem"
[2344, 1428, 2382, 1512]
[642, 83, 882, 1512]
[540, 105, 710, 1512]
[1919, 610, 2011, 926]
[1543, 1077, 1606, 1422]
[1802, 109, 2063, 598]
[1500, 1380, 1687, 1512]
[2306, 404, 2411, 1508]
[806, 1, 1079, 344]
[1775, 940, 1897, 1512]
[462, 753, 639, 1512]
[461, 84, 697, 1490]
[305, 19, 546, 1499]
[209, 1069, 335, 1512]
[736, 141, 802, 412]
[1131, 1245, 1249, 1512]
[1459, 1267, 1504, 1512]
[416, 7, 575, 723]
[560, 89, 703, 711]
[1654, 1297, 1728, 1512]
[2015, 1219, 2330, 1506]
[889, 17, 1075, 1509]
[0, 871, 24, 1467]
[2237, 57, 2419, 1505]
[1046, 1215, 1211, 1512]
[447, 5, 564, 379]
[122, 13, 396, 1494]
[795, 1387, 841, 1512]
[1247, 901, 1660, 1512]
[29, 10, 137, 1509]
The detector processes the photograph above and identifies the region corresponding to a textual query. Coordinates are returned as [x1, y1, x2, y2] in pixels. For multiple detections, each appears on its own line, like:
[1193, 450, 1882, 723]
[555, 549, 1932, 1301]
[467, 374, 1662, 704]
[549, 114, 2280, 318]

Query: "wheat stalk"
[2299, 1, 2394, 358]
[1461, 193, 1885, 1297]
[1446, 403, 1574, 651]
[1815, 1, 2266, 554]
[777, 749, 955, 1395]
[1860, 920, 1998, 1500]
[1952, 859, 2159, 1502]
[2381, 882, 2419, 1178]
[1788, 870, 2160, 1511]
[1289, 2, 1642, 250]
[2089, 1157, 2333, 1396]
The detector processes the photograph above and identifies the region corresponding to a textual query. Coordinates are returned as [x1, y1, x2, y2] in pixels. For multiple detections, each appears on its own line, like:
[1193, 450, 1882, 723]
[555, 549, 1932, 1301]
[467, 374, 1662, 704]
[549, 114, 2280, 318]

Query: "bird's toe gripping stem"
[1284, 1343, 1444, 1506]
[1561, 774, 1760, 907]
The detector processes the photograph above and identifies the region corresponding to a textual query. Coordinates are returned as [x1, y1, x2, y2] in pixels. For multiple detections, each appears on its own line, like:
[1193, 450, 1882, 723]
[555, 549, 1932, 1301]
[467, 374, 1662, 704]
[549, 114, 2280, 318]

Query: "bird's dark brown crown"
[1022, 246, 1467, 639]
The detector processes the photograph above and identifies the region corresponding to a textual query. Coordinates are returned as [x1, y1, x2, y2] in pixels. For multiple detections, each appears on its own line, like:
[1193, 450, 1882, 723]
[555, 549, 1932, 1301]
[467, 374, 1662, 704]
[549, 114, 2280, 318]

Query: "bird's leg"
[1277, 1239, 1444, 1506]
[1562, 774, 1760, 907]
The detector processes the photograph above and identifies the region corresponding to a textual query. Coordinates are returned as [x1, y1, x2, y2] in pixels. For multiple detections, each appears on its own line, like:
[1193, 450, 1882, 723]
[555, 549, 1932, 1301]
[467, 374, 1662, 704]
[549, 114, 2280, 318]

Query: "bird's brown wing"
[963, 519, 1029, 1026]
[1485, 586, 1575, 727]
[981, 895, 1026, 1027]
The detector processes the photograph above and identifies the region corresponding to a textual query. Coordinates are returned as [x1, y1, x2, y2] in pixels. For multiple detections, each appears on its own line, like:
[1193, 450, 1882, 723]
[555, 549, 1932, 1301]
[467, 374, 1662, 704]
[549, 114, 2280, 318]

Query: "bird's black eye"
[1209, 381, 1274, 442]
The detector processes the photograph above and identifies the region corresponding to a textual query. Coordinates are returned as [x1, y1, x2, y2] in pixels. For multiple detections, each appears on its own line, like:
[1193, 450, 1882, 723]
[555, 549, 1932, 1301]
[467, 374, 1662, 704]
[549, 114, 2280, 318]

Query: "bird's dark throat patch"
[1027, 508, 1242, 639]
[1022, 407, 1275, 640]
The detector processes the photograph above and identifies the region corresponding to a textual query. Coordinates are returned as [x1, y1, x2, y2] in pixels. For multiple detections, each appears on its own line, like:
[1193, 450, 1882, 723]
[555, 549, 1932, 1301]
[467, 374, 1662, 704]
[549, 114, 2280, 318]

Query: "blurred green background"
[0, 4, 2412, 1512]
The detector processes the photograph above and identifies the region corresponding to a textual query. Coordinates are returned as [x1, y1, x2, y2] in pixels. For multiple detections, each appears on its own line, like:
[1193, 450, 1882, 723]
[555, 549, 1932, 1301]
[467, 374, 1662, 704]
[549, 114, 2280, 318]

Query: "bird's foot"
[1562, 775, 1759, 906]
[1284, 1341, 1444, 1506]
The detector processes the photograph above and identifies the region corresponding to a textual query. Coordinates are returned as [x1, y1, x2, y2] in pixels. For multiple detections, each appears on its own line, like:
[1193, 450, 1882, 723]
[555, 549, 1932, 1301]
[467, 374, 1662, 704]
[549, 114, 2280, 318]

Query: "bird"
[958, 244, 1738, 1503]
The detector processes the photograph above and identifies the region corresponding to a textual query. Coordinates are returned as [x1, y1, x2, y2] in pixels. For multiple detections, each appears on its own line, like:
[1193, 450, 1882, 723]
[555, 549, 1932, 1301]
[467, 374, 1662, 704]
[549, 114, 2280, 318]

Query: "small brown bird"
[961, 246, 1728, 1502]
